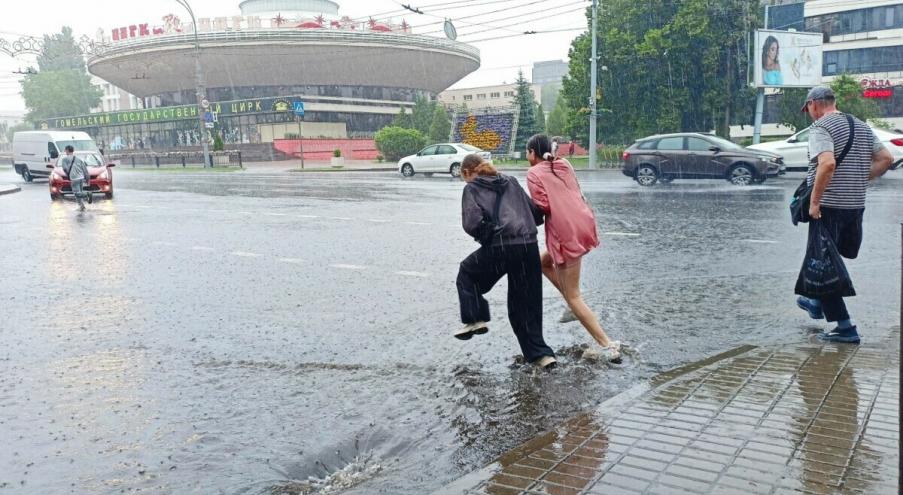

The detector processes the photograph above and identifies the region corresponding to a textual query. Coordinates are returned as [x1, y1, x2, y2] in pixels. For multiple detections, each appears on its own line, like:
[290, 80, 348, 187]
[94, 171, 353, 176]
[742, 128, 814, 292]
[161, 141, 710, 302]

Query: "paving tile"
[545, 463, 597, 483]
[505, 464, 547, 480]
[588, 472, 648, 493]
[655, 473, 713, 492]
[671, 455, 726, 473]
[520, 456, 557, 470]
[664, 463, 720, 482]
[525, 480, 581, 495]
[560, 454, 609, 471]
[474, 482, 524, 495]
[617, 454, 669, 473]
[717, 474, 775, 495]
[489, 473, 535, 490]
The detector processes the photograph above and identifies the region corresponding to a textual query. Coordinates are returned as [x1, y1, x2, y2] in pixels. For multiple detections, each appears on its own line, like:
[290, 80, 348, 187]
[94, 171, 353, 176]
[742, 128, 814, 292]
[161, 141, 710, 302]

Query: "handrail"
[88, 29, 479, 62]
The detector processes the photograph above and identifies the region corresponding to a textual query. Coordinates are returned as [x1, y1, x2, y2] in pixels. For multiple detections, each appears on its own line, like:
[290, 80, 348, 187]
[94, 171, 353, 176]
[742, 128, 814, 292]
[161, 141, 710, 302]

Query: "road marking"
[396, 271, 430, 278]
[366, 218, 390, 223]
[742, 239, 778, 244]
[602, 232, 640, 237]
[278, 257, 305, 264]
[191, 246, 215, 251]
[405, 221, 432, 226]
[266, 212, 288, 216]
[327, 216, 352, 221]
[231, 251, 261, 258]
[297, 214, 320, 218]
[330, 264, 366, 270]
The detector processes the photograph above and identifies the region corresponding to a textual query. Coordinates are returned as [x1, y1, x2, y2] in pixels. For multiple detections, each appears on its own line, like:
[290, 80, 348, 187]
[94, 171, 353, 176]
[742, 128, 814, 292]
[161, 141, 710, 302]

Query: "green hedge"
[374, 126, 427, 162]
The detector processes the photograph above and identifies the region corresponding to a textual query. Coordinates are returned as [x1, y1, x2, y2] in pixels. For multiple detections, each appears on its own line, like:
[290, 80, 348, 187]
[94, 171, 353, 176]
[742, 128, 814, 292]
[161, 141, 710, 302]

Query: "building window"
[490, 92, 500, 98]
[476, 93, 486, 100]
[807, 5, 903, 37]
[463, 95, 473, 101]
[450, 96, 455, 100]
[504, 91, 514, 97]
[823, 46, 903, 75]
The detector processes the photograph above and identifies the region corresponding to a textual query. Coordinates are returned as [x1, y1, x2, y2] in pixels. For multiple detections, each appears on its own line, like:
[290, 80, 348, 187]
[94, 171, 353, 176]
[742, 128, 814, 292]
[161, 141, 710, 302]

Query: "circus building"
[42, 0, 480, 158]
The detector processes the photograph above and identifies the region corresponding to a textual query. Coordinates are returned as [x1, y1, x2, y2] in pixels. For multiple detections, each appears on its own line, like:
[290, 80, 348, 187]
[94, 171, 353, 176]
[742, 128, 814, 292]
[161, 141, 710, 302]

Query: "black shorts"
[815, 207, 864, 259]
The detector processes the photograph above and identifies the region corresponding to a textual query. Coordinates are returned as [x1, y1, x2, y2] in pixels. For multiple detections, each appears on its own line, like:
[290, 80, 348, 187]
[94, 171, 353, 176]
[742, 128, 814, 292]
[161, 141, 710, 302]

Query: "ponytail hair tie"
[542, 152, 553, 161]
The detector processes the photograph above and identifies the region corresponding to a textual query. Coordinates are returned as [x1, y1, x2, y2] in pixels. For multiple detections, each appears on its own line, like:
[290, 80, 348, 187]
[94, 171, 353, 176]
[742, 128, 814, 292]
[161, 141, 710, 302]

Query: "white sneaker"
[535, 355, 557, 369]
[559, 308, 578, 323]
[602, 341, 622, 363]
[454, 321, 488, 341]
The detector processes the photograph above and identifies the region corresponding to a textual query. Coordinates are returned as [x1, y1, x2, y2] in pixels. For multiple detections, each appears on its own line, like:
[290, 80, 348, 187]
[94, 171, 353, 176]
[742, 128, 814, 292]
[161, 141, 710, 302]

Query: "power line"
[446, 5, 589, 37]
[465, 27, 586, 44]
[410, 0, 587, 29]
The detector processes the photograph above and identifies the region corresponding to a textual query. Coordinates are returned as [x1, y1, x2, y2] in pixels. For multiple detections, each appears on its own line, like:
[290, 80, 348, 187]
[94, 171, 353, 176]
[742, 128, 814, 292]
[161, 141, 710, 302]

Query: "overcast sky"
[0, 0, 588, 117]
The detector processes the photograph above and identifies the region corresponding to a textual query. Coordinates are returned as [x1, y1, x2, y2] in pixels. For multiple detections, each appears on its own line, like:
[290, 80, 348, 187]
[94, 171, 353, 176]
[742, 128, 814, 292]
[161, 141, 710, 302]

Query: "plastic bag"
[794, 221, 855, 298]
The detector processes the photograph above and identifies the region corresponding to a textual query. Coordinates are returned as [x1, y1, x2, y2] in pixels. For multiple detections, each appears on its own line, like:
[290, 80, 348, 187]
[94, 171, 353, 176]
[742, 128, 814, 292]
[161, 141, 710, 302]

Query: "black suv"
[621, 133, 784, 186]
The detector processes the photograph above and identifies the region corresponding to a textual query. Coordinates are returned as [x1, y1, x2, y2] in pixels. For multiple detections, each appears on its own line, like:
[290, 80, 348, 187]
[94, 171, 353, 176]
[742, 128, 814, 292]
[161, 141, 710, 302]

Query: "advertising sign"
[754, 29, 823, 88]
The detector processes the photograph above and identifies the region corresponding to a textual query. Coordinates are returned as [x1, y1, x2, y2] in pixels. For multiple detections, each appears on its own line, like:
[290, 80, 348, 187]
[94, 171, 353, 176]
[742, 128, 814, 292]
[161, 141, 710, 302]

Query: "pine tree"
[392, 107, 412, 128]
[534, 103, 546, 133]
[514, 70, 538, 151]
[428, 105, 452, 143]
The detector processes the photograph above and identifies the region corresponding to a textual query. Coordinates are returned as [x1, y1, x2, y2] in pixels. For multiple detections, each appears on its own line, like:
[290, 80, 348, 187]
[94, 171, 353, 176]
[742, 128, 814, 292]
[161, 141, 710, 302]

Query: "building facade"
[91, 76, 143, 114]
[736, 0, 903, 138]
[40, 0, 479, 153]
[437, 83, 541, 112]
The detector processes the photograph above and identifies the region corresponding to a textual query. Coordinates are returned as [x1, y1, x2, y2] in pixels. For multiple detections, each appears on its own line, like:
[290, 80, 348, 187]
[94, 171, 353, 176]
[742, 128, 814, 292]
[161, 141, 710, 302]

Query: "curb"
[0, 185, 21, 196]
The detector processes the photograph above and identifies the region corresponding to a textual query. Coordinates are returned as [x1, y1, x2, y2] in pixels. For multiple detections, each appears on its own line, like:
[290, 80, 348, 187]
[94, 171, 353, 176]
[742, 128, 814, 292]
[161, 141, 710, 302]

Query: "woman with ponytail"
[454, 154, 557, 369]
[526, 134, 621, 362]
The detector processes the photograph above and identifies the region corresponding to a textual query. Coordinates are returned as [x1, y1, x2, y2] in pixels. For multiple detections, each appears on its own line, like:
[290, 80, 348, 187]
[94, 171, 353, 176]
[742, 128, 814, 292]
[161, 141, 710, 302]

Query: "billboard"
[754, 29, 823, 88]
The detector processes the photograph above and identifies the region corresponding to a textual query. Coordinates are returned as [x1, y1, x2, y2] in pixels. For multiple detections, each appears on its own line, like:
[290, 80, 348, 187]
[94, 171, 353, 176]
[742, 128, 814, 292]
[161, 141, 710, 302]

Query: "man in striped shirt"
[796, 86, 894, 344]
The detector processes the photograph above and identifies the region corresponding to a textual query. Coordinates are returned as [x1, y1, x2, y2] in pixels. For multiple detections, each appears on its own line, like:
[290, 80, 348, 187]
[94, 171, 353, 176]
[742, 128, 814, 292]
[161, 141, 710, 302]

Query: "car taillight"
[622, 151, 630, 161]
[890, 138, 903, 147]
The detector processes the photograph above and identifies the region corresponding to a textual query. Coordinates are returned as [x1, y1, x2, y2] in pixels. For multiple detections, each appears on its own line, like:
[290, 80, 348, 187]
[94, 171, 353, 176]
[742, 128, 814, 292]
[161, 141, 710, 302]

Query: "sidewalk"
[0, 184, 20, 195]
[436, 333, 899, 495]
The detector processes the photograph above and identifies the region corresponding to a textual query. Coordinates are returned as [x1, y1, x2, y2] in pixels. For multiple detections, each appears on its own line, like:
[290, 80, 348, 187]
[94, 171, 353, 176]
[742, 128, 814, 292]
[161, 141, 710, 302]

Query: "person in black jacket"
[455, 154, 557, 369]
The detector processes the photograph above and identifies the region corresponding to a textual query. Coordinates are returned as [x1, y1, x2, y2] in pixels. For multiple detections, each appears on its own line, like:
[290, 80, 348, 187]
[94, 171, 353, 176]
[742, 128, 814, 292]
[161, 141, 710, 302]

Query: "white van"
[13, 131, 100, 182]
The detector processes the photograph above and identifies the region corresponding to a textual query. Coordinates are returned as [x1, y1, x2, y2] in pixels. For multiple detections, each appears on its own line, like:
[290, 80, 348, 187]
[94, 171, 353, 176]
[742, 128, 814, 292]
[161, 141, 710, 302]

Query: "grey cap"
[800, 86, 836, 113]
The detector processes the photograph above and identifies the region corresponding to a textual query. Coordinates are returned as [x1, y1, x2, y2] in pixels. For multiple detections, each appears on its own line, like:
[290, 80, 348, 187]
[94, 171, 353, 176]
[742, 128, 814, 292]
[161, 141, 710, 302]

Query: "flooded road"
[0, 168, 900, 494]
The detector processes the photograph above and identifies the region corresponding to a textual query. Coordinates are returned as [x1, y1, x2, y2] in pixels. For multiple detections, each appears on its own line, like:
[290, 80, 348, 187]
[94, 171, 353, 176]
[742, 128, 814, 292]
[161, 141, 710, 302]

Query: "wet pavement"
[437, 335, 900, 495]
[0, 167, 900, 494]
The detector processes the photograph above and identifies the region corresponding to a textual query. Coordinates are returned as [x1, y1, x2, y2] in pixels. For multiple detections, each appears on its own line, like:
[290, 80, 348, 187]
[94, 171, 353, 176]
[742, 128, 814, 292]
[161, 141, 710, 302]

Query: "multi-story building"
[532, 60, 569, 113]
[438, 83, 541, 112]
[91, 77, 143, 113]
[736, 0, 903, 138]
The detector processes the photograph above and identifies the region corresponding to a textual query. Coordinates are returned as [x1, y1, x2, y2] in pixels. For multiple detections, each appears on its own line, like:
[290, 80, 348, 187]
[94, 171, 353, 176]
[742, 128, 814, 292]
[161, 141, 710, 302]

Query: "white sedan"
[398, 143, 491, 177]
[748, 126, 903, 171]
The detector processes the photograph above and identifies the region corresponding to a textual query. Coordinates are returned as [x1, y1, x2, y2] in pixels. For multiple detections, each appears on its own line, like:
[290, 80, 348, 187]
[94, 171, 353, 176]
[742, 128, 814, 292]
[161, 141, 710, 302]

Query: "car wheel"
[891, 159, 902, 171]
[450, 163, 461, 177]
[105, 190, 114, 200]
[635, 165, 659, 186]
[728, 164, 755, 186]
[401, 163, 414, 177]
[22, 168, 33, 183]
[50, 193, 61, 200]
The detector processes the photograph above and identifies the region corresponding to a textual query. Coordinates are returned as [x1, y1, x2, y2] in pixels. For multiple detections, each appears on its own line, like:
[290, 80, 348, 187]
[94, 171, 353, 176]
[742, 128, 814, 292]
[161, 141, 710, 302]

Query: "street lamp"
[175, 0, 211, 168]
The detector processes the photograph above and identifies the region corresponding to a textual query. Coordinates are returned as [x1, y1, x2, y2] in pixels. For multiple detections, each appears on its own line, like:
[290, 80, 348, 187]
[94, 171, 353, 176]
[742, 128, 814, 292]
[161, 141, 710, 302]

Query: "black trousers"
[456, 242, 554, 363]
[809, 207, 864, 322]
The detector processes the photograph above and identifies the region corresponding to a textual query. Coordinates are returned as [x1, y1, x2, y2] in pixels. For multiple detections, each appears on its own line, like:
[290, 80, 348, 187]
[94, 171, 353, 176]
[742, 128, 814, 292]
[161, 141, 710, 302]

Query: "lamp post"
[175, 0, 211, 168]
[588, 0, 598, 169]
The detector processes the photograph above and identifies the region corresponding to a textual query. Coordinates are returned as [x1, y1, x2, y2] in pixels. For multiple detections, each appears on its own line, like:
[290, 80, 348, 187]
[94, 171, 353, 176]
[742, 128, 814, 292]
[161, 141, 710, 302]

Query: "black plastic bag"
[795, 221, 855, 299]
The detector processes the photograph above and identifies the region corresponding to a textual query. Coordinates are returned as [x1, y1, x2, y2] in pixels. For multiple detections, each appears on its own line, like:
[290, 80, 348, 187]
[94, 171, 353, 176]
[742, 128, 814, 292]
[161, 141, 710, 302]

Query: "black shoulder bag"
[790, 114, 855, 226]
[478, 187, 506, 246]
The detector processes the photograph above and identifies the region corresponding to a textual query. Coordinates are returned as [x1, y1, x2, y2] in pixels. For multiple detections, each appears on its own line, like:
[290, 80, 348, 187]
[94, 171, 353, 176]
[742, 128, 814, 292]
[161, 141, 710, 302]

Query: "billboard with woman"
[754, 29, 823, 88]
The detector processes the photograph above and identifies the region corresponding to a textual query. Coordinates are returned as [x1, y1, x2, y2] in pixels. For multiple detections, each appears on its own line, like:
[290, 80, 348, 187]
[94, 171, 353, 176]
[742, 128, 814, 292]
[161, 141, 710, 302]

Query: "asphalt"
[0, 166, 899, 494]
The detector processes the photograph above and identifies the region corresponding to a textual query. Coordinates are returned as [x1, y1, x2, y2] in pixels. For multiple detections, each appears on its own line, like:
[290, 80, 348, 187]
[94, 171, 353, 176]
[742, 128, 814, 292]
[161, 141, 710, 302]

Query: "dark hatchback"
[621, 133, 784, 186]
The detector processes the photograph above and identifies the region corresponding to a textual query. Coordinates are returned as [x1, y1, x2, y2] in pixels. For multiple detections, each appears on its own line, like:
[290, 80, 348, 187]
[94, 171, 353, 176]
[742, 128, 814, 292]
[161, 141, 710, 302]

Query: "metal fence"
[107, 150, 242, 168]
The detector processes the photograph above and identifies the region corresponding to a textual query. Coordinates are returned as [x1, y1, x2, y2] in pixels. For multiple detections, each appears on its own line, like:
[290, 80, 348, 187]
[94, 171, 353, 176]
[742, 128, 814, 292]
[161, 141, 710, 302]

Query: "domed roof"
[239, 0, 340, 16]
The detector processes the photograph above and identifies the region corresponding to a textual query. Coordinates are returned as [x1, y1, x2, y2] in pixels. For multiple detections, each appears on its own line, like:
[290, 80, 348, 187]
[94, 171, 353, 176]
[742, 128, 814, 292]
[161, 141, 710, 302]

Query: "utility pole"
[752, 4, 769, 145]
[589, 0, 598, 169]
[177, 0, 211, 168]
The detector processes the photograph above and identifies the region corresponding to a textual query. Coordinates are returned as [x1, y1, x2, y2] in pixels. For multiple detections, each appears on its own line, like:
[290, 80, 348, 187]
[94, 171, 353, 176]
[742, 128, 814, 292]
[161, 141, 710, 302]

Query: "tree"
[20, 26, 101, 124]
[777, 88, 810, 134]
[513, 70, 538, 151]
[392, 107, 412, 128]
[374, 126, 427, 161]
[534, 103, 546, 133]
[561, 0, 759, 145]
[411, 95, 436, 136]
[6, 123, 32, 143]
[428, 105, 451, 143]
[547, 94, 568, 137]
[830, 74, 882, 124]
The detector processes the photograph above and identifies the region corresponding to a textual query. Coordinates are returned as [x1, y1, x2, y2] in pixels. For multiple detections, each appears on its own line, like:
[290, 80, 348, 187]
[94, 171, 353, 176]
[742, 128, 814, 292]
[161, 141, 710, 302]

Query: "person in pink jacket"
[526, 134, 621, 362]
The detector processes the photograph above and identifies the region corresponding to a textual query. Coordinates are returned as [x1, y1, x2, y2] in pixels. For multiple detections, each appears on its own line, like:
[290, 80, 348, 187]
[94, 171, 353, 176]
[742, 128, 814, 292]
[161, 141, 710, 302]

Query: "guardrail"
[107, 150, 242, 168]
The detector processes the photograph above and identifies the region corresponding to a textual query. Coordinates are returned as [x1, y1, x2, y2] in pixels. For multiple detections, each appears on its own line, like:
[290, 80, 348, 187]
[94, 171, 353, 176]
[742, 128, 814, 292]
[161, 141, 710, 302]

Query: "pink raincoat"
[527, 159, 600, 266]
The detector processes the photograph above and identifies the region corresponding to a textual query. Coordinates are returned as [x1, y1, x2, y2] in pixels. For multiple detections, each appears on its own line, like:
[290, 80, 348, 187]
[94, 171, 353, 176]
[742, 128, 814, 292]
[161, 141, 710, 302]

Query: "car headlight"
[51, 172, 61, 180]
[98, 169, 108, 180]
